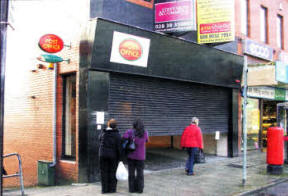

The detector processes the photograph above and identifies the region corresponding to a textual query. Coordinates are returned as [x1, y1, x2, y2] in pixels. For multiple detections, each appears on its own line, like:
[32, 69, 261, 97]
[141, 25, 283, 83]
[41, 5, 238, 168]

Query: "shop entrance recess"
[262, 101, 278, 149]
[277, 102, 288, 163]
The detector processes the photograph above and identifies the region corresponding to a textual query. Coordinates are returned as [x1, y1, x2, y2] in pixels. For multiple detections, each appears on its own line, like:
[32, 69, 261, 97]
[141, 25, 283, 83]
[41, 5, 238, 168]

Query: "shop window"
[262, 101, 278, 148]
[62, 74, 76, 160]
[241, 0, 248, 36]
[246, 98, 260, 150]
[277, 15, 283, 49]
[260, 6, 268, 43]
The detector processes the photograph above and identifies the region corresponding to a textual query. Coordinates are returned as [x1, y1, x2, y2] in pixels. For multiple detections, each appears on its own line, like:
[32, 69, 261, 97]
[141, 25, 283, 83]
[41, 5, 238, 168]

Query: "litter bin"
[38, 160, 55, 185]
[266, 127, 284, 175]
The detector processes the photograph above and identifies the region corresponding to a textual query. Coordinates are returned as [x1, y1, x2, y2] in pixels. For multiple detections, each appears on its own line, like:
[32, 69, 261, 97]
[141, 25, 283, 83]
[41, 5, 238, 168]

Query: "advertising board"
[154, 0, 196, 32]
[197, 0, 235, 44]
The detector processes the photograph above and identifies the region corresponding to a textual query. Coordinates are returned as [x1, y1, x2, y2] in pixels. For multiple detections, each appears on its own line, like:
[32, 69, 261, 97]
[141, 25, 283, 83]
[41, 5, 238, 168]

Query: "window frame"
[61, 74, 77, 161]
[241, 0, 249, 36]
[260, 6, 268, 43]
[277, 14, 284, 49]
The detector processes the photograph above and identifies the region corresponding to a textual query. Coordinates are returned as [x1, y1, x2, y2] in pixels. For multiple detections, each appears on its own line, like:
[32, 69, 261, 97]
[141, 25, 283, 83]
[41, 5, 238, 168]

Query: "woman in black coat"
[99, 119, 122, 194]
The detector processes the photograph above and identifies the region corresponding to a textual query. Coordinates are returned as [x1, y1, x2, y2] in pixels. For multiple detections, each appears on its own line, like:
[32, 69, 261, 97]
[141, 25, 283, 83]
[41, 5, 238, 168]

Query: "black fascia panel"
[87, 18, 243, 88]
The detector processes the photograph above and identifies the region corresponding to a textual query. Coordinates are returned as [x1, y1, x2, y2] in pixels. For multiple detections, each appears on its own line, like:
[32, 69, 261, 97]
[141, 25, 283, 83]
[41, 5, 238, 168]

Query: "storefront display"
[262, 101, 278, 147]
[246, 98, 260, 150]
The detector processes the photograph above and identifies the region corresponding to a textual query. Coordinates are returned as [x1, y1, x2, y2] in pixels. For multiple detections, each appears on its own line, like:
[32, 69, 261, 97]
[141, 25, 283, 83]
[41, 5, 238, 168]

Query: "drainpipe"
[242, 56, 248, 185]
[50, 63, 57, 167]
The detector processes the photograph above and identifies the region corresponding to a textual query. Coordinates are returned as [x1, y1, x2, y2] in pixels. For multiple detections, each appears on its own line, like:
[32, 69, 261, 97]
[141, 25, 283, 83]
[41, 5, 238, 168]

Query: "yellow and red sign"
[197, 0, 235, 44]
[39, 34, 64, 53]
[119, 39, 142, 61]
[110, 31, 150, 67]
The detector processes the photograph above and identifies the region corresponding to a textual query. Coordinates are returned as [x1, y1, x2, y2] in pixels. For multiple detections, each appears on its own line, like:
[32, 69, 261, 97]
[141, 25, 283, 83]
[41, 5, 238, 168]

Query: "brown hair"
[107, 119, 117, 129]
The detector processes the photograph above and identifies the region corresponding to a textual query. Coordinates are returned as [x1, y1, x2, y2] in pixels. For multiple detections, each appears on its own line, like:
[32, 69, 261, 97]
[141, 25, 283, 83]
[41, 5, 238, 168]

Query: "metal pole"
[50, 63, 57, 167]
[0, 0, 10, 194]
[242, 56, 248, 185]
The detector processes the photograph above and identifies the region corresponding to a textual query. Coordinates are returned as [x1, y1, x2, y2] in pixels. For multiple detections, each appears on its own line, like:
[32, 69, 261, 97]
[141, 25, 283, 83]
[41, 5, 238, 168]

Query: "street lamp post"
[242, 56, 248, 185]
[0, 0, 10, 194]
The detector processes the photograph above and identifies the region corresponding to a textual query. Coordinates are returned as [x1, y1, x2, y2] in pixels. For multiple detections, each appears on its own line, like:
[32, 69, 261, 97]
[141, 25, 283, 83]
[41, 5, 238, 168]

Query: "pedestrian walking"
[123, 119, 149, 193]
[99, 119, 122, 194]
[181, 117, 204, 176]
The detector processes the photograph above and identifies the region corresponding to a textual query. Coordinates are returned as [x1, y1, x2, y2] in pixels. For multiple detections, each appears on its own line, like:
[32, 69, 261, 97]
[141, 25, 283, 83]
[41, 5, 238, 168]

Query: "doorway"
[261, 100, 278, 148]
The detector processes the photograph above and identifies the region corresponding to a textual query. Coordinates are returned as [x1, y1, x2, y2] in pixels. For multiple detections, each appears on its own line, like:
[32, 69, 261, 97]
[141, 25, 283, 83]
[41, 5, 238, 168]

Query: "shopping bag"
[195, 149, 206, 164]
[116, 161, 128, 181]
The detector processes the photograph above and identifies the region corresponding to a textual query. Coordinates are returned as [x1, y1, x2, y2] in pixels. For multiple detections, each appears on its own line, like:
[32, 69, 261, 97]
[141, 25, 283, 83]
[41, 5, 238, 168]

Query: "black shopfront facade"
[78, 18, 243, 182]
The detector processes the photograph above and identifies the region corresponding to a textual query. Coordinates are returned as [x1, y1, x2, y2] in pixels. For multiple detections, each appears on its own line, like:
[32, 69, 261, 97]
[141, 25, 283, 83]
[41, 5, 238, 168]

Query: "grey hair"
[191, 117, 199, 124]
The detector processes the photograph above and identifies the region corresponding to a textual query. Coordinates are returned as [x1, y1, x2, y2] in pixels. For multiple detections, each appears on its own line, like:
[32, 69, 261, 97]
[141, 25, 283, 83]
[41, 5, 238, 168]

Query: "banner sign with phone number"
[197, 0, 235, 44]
[154, 0, 196, 32]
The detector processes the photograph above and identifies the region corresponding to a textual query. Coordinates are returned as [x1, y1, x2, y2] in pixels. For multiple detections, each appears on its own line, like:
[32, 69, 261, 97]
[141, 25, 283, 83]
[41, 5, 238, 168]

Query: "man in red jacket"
[181, 117, 204, 176]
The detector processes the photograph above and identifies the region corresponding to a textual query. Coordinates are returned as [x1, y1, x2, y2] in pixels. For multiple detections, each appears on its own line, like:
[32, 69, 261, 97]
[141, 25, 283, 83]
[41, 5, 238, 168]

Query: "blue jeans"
[185, 147, 199, 175]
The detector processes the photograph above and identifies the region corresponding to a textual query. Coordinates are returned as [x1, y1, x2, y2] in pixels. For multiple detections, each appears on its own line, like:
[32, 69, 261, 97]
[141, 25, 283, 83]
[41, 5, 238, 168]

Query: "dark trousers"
[99, 157, 118, 193]
[127, 159, 144, 193]
[186, 147, 198, 175]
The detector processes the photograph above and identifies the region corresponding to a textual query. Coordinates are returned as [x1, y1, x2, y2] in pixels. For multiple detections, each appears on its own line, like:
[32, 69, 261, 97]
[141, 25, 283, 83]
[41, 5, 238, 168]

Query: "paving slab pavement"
[3, 150, 288, 196]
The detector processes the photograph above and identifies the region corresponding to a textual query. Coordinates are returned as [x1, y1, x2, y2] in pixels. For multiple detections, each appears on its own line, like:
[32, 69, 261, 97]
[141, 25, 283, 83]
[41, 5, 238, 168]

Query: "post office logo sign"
[244, 39, 273, 61]
[119, 39, 142, 61]
[110, 31, 150, 67]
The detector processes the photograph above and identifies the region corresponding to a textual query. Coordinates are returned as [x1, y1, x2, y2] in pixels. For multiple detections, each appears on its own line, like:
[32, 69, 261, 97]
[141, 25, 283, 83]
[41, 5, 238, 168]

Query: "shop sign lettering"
[247, 87, 275, 100]
[248, 86, 288, 101]
[244, 39, 273, 61]
[39, 34, 64, 53]
[119, 39, 142, 61]
[154, 0, 196, 32]
[197, 0, 235, 44]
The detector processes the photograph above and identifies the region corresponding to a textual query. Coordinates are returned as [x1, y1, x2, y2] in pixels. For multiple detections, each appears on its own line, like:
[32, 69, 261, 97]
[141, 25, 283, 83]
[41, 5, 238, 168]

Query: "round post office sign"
[39, 34, 64, 53]
[119, 39, 142, 61]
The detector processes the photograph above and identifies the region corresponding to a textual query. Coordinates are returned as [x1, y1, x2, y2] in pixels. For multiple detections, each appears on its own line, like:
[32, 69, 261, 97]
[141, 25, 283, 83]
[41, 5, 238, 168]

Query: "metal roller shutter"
[109, 73, 232, 136]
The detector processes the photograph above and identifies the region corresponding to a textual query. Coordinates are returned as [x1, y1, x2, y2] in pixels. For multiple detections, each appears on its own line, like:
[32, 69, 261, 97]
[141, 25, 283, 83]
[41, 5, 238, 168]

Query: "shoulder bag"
[122, 130, 136, 152]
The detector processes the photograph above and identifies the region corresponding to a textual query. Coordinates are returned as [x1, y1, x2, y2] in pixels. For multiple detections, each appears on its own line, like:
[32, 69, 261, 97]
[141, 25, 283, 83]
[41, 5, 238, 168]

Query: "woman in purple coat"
[123, 119, 149, 193]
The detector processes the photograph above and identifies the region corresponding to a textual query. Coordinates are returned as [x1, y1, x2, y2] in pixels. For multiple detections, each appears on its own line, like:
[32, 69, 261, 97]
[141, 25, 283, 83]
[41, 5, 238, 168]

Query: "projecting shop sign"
[244, 39, 273, 61]
[197, 0, 235, 44]
[110, 31, 150, 67]
[276, 61, 288, 84]
[279, 52, 288, 64]
[154, 0, 196, 32]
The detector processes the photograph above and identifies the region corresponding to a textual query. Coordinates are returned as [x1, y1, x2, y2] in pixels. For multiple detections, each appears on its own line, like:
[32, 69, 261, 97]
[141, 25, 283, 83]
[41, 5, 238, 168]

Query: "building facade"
[234, 0, 288, 151]
[6, 0, 287, 187]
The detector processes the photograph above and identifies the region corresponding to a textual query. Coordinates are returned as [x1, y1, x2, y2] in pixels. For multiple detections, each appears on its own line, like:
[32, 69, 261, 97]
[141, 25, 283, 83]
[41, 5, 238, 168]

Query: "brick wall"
[3, 0, 89, 187]
[235, 0, 288, 56]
